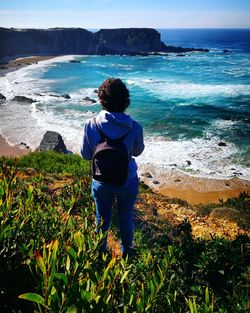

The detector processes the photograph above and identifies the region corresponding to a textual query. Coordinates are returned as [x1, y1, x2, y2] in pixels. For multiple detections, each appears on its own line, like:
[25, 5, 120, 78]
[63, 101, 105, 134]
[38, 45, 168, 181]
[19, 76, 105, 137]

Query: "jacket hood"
[95, 110, 134, 139]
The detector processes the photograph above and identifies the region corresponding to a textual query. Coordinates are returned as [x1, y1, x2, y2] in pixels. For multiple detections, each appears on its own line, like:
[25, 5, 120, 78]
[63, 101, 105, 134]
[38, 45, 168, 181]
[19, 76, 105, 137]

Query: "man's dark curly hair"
[98, 78, 130, 112]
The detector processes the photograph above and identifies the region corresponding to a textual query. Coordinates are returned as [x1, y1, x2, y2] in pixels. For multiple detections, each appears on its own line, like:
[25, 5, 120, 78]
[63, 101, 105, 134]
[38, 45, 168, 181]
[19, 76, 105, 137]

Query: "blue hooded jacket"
[80, 110, 144, 179]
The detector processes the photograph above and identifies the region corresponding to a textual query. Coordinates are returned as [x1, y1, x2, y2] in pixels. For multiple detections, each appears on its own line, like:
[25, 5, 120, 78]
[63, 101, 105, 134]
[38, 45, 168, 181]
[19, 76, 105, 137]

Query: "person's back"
[80, 78, 144, 257]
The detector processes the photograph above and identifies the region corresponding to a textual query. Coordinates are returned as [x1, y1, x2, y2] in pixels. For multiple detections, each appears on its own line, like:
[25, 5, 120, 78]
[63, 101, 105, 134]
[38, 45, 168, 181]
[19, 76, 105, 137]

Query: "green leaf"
[66, 305, 78, 313]
[81, 290, 92, 301]
[55, 273, 68, 285]
[66, 255, 70, 271]
[74, 231, 84, 251]
[149, 280, 155, 296]
[67, 246, 77, 260]
[19, 293, 45, 306]
[35, 251, 46, 275]
[51, 240, 59, 264]
[106, 294, 112, 304]
[120, 270, 130, 283]
[129, 294, 134, 306]
[95, 295, 101, 304]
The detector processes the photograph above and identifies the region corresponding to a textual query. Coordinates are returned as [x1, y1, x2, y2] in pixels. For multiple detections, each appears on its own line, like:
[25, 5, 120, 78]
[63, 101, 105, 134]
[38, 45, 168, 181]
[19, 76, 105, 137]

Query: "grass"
[0, 152, 249, 312]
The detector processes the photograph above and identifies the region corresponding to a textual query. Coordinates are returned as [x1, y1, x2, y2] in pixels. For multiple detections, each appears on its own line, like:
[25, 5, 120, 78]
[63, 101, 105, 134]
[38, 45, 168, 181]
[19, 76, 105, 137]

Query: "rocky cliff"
[0, 27, 208, 59]
[0, 28, 93, 58]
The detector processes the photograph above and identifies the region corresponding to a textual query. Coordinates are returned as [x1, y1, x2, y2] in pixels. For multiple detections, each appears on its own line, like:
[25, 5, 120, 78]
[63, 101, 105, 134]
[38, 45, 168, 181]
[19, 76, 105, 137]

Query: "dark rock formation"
[49, 94, 71, 99]
[0, 27, 209, 59]
[38, 131, 67, 153]
[218, 142, 227, 147]
[83, 97, 96, 104]
[12, 96, 35, 103]
[91, 28, 163, 54]
[20, 142, 30, 149]
[62, 94, 71, 99]
[69, 60, 81, 63]
[163, 45, 209, 53]
[0, 93, 6, 101]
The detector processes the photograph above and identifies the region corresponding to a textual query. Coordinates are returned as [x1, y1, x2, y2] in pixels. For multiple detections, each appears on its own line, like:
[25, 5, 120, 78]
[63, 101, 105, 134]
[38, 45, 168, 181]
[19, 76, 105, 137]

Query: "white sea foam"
[126, 79, 250, 99]
[0, 55, 98, 152]
[137, 136, 250, 180]
[0, 98, 88, 152]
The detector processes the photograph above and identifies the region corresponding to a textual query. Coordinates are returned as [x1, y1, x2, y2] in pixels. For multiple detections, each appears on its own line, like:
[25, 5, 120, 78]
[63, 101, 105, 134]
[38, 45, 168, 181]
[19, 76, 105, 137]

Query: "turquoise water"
[0, 29, 249, 180]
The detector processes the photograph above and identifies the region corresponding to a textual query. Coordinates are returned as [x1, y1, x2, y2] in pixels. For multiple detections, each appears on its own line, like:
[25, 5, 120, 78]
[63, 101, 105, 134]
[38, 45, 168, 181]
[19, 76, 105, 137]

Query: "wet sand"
[0, 135, 30, 157]
[139, 165, 250, 205]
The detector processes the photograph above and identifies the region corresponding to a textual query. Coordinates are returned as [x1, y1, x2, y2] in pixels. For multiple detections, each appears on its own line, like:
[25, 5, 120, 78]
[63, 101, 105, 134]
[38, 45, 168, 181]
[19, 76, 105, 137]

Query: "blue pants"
[92, 176, 139, 257]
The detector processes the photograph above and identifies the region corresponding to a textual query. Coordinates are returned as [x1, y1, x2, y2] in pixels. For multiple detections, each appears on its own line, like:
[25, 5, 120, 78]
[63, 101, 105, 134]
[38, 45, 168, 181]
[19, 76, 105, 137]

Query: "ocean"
[0, 29, 250, 181]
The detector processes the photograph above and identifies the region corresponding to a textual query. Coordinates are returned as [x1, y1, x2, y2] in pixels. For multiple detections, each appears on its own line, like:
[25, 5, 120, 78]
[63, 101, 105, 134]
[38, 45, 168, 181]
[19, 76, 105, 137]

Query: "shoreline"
[138, 165, 250, 205]
[0, 135, 31, 157]
[0, 55, 57, 77]
[0, 133, 249, 205]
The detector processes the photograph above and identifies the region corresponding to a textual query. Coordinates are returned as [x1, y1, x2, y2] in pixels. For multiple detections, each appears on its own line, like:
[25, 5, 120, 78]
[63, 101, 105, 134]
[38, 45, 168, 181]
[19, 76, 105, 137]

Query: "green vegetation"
[0, 151, 91, 177]
[0, 152, 249, 312]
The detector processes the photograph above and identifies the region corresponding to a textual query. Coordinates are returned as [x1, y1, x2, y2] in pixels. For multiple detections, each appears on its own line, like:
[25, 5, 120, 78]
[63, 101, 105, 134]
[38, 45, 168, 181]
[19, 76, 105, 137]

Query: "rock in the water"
[12, 96, 35, 103]
[38, 131, 67, 153]
[218, 142, 227, 147]
[49, 94, 61, 98]
[223, 49, 232, 53]
[69, 60, 81, 63]
[93, 89, 98, 93]
[62, 94, 71, 99]
[0, 93, 6, 101]
[186, 160, 192, 166]
[83, 97, 97, 104]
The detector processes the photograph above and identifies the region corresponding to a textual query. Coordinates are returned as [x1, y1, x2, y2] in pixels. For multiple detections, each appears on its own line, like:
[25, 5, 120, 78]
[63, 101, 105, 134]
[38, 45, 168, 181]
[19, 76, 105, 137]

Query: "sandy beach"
[0, 135, 30, 157]
[139, 165, 250, 205]
[0, 55, 57, 77]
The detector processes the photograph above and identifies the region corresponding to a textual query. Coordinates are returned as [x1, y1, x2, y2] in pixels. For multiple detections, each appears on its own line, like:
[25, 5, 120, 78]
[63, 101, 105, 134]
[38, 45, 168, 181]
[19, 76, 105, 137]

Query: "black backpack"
[92, 119, 132, 185]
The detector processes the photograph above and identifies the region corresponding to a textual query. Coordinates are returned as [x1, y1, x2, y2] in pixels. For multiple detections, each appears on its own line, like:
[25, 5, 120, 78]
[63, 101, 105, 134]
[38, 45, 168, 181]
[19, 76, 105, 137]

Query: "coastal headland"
[0, 27, 208, 61]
